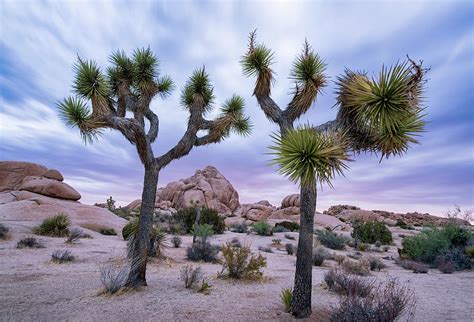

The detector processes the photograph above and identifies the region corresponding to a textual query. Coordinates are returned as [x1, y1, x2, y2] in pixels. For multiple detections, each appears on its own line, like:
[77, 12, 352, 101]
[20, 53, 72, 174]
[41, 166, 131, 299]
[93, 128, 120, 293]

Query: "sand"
[0, 230, 473, 321]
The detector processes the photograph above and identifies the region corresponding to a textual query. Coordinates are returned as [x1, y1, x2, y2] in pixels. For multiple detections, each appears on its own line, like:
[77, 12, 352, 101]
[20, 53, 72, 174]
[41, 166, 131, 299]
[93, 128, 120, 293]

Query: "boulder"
[237, 200, 276, 222]
[43, 169, 63, 181]
[281, 193, 300, 208]
[0, 161, 48, 191]
[19, 176, 81, 201]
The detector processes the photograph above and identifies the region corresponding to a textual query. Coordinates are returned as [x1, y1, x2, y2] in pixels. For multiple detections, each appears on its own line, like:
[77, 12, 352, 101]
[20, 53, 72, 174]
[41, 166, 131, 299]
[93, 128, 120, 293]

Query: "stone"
[19, 176, 81, 201]
[43, 169, 64, 181]
[0, 161, 47, 191]
[281, 193, 300, 208]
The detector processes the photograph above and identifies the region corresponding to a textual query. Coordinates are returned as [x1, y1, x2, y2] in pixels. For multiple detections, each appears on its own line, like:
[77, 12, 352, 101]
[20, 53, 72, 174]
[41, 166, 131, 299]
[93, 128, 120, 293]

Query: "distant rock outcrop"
[0, 161, 126, 234]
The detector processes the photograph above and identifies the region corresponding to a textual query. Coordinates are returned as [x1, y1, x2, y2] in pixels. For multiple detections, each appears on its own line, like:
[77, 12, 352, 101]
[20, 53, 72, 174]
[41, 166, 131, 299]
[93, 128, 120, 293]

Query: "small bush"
[285, 243, 295, 255]
[396, 219, 408, 229]
[258, 246, 273, 253]
[252, 221, 273, 236]
[275, 221, 300, 232]
[197, 280, 212, 295]
[191, 224, 214, 241]
[352, 220, 393, 245]
[221, 243, 267, 279]
[66, 228, 87, 243]
[438, 261, 455, 274]
[99, 227, 117, 236]
[51, 250, 75, 263]
[186, 241, 220, 262]
[324, 269, 375, 297]
[180, 264, 202, 288]
[173, 207, 225, 234]
[230, 223, 247, 233]
[465, 245, 474, 258]
[171, 236, 182, 248]
[357, 243, 368, 252]
[313, 246, 330, 266]
[280, 287, 293, 312]
[99, 264, 128, 295]
[367, 256, 386, 271]
[395, 259, 429, 273]
[315, 229, 349, 250]
[123, 218, 165, 258]
[434, 248, 471, 271]
[382, 245, 390, 252]
[332, 254, 346, 265]
[0, 223, 10, 240]
[374, 241, 381, 248]
[341, 258, 370, 276]
[272, 239, 281, 245]
[284, 233, 295, 240]
[17, 237, 45, 249]
[34, 213, 70, 237]
[273, 225, 289, 233]
[330, 278, 415, 322]
[229, 237, 242, 248]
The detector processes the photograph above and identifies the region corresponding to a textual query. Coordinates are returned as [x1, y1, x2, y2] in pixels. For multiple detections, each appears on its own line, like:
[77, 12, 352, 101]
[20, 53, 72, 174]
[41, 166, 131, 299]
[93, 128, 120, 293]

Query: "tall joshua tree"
[58, 48, 251, 287]
[242, 31, 426, 318]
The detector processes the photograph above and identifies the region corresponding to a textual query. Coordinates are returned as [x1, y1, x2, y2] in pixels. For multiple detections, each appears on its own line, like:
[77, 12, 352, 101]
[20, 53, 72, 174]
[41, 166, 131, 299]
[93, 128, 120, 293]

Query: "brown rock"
[43, 169, 64, 181]
[0, 161, 48, 191]
[238, 201, 276, 221]
[19, 176, 81, 201]
[281, 193, 300, 208]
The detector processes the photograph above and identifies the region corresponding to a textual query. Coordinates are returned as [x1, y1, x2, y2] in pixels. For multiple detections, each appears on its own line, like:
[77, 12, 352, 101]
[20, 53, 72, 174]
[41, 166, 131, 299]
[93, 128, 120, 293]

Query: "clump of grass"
[65, 228, 91, 243]
[341, 258, 370, 276]
[275, 221, 300, 232]
[17, 237, 45, 249]
[0, 223, 10, 240]
[186, 241, 220, 262]
[395, 259, 429, 273]
[197, 280, 212, 295]
[34, 213, 70, 237]
[465, 245, 474, 258]
[284, 233, 295, 240]
[252, 221, 273, 236]
[99, 227, 117, 236]
[324, 269, 375, 297]
[357, 243, 369, 252]
[99, 264, 128, 295]
[285, 243, 295, 255]
[221, 243, 267, 279]
[51, 250, 75, 263]
[180, 264, 202, 288]
[367, 256, 386, 271]
[258, 246, 273, 253]
[313, 246, 330, 266]
[280, 287, 293, 312]
[171, 236, 182, 248]
[272, 238, 281, 245]
[229, 237, 242, 248]
[315, 229, 349, 250]
[230, 223, 247, 233]
[332, 253, 346, 265]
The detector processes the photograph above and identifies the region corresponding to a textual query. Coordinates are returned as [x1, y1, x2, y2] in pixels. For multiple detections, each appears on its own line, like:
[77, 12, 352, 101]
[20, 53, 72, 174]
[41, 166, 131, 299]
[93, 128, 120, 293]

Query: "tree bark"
[126, 164, 159, 287]
[291, 182, 317, 318]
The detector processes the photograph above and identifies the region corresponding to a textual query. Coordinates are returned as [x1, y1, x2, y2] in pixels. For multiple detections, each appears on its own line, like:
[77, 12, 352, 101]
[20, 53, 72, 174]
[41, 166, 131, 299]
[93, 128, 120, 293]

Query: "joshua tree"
[58, 48, 251, 287]
[242, 31, 426, 318]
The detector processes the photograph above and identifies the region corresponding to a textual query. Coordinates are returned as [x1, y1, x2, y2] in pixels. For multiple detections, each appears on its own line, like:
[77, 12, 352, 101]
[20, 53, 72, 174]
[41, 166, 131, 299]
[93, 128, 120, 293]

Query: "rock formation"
[0, 161, 126, 234]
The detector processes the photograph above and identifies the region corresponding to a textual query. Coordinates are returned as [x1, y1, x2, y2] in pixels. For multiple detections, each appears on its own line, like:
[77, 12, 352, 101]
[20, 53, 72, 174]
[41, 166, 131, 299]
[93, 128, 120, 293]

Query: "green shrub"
[442, 223, 471, 247]
[396, 219, 408, 229]
[313, 246, 330, 266]
[324, 268, 375, 297]
[191, 224, 214, 241]
[99, 227, 116, 236]
[357, 243, 368, 252]
[51, 250, 75, 263]
[252, 221, 273, 236]
[124, 218, 165, 258]
[186, 241, 220, 262]
[367, 256, 386, 271]
[341, 258, 370, 276]
[221, 243, 267, 279]
[0, 223, 10, 240]
[285, 243, 295, 255]
[171, 236, 182, 248]
[438, 260, 455, 274]
[230, 223, 247, 233]
[17, 237, 45, 249]
[280, 287, 293, 312]
[465, 245, 474, 258]
[273, 225, 289, 233]
[275, 221, 299, 232]
[434, 248, 471, 271]
[315, 229, 349, 250]
[351, 221, 393, 245]
[173, 207, 225, 234]
[34, 213, 70, 237]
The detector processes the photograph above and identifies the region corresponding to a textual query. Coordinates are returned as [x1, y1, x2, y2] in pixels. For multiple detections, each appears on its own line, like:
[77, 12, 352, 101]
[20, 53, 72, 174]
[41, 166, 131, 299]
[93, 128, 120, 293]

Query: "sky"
[1, 0, 473, 217]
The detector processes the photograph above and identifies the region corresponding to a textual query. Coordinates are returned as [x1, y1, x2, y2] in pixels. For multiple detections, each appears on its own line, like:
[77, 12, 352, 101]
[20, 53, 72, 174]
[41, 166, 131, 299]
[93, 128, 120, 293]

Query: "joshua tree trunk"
[291, 182, 316, 318]
[192, 206, 202, 243]
[126, 163, 159, 287]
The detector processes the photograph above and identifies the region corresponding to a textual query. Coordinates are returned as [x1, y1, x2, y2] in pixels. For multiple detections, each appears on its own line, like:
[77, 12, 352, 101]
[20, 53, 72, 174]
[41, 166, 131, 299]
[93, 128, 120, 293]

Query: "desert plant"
[330, 278, 416, 322]
[173, 207, 226, 234]
[273, 225, 290, 233]
[221, 243, 267, 279]
[230, 223, 247, 233]
[332, 254, 346, 265]
[465, 245, 474, 258]
[275, 221, 300, 232]
[34, 213, 70, 237]
[341, 258, 370, 276]
[180, 264, 202, 288]
[99, 264, 128, 295]
[374, 241, 381, 248]
[357, 243, 369, 252]
[60, 49, 251, 287]
[16, 237, 45, 249]
[313, 246, 330, 266]
[395, 259, 429, 273]
[367, 256, 386, 271]
[186, 240, 220, 262]
[383, 245, 390, 252]
[284, 233, 295, 240]
[396, 219, 408, 229]
[0, 223, 10, 240]
[171, 236, 182, 248]
[258, 246, 273, 253]
[352, 220, 393, 245]
[197, 280, 212, 295]
[324, 269, 375, 297]
[285, 243, 295, 255]
[123, 218, 165, 257]
[280, 287, 293, 313]
[191, 224, 214, 242]
[66, 228, 86, 243]
[315, 229, 349, 250]
[51, 250, 75, 263]
[272, 239, 282, 245]
[245, 29, 426, 318]
[434, 247, 471, 271]
[438, 260, 455, 274]
[229, 237, 242, 248]
[252, 221, 273, 236]
[99, 227, 117, 236]
[106, 196, 116, 211]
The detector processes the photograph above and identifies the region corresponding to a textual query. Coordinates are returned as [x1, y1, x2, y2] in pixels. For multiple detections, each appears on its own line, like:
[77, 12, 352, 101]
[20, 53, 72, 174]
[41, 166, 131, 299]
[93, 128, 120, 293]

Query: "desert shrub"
[230, 223, 247, 233]
[341, 258, 370, 276]
[252, 221, 273, 236]
[171, 236, 182, 248]
[285, 243, 295, 255]
[16, 237, 45, 249]
[374, 241, 381, 248]
[258, 246, 273, 253]
[395, 259, 429, 273]
[352, 220, 393, 245]
[315, 229, 349, 250]
[272, 239, 281, 245]
[180, 264, 202, 288]
[465, 245, 474, 258]
[99, 264, 128, 295]
[275, 221, 299, 232]
[0, 223, 10, 240]
[357, 243, 368, 252]
[111, 206, 133, 220]
[186, 240, 220, 262]
[123, 218, 165, 257]
[284, 233, 295, 240]
[280, 287, 293, 312]
[442, 222, 472, 247]
[51, 250, 75, 263]
[324, 269, 375, 297]
[273, 225, 289, 233]
[313, 246, 330, 266]
[367, 256, 386, 271]
[383, 245, 390, 252]
[221, 243, 266, 279]
[438, 261, 455, 274]
[396, 219, 408, 229]
[347, 252, 363, 260]
[172, 207, 225, 234]
[229, 237, 242, 248]
[99, 227, 117, 236]
[332, 254, 346, 265]
[197, 280, 212, 295]
[434, 247, 471, 271]
[65, 228, 88, 243]
[191, 224, 214, 241]
[330, 278, 415, 322]
[34, 213, 70, 237]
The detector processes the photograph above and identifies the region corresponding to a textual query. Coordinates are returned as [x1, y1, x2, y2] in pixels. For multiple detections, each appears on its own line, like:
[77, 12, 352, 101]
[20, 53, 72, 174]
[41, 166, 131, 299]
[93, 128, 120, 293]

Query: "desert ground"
[1, 228, 473, 322]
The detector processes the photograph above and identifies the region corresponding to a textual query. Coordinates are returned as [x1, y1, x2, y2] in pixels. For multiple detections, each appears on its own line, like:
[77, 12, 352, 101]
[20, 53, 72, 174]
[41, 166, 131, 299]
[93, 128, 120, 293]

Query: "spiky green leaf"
[180, 67, 214, 112]
[132, 47, 158, 93]
[73, 58, 109, 99]
[156, 75, 174, 98]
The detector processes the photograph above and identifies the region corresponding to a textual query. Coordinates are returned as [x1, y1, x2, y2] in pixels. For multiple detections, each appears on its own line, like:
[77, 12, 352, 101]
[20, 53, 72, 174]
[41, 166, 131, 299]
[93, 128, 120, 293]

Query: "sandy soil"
[0, 229, 473, 321]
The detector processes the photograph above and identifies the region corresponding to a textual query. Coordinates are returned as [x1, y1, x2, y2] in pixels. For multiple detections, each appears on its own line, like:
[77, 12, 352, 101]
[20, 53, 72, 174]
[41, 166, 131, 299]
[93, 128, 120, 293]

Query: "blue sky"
[1, 0, 473, 216]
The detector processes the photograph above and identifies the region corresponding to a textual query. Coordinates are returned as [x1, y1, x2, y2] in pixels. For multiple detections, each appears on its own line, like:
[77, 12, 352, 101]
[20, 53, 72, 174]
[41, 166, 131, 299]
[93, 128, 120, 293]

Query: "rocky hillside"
[0, 161, 126, 234]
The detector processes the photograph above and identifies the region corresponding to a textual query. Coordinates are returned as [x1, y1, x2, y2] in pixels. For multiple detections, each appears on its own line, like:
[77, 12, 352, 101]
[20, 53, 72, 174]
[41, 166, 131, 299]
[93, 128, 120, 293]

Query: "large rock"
[0, 161, 48, 191]
[19, 176, 81, 201]
[281, 193, 300, 208]
[236, 200, 276, 222]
